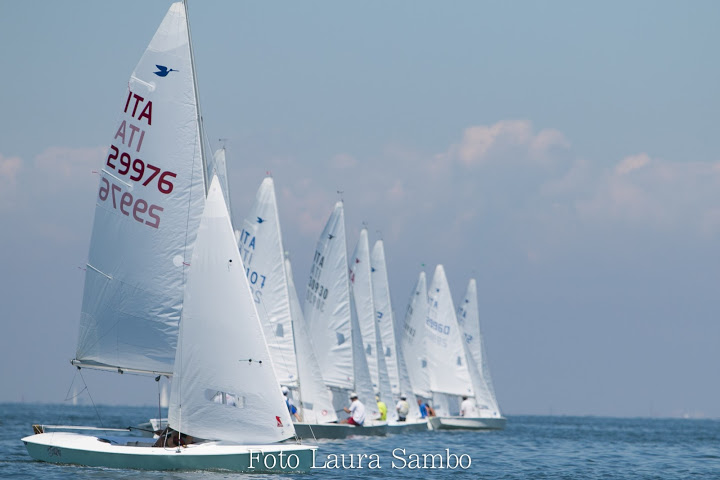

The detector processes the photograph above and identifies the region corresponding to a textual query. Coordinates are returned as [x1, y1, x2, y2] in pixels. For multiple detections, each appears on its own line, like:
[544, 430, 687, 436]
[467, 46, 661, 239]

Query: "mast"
[184, 0, 209, 194]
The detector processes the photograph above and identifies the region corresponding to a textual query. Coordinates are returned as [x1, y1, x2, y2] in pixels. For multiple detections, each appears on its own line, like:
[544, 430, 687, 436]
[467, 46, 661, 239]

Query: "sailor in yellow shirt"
[376, 394, 387, 421]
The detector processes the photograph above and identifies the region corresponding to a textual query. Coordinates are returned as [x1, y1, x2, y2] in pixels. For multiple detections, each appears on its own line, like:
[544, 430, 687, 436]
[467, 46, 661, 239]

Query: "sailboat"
[455, 278, 506, 429]
[303, 202, 387, 435]
[348, 229, 394, 407]
[399, 272, 434, 416]
[22, 3, 316, 471]
[237, 177, 347, 439]
[370, 241, 427, 433]
[423, 265, 503, 430]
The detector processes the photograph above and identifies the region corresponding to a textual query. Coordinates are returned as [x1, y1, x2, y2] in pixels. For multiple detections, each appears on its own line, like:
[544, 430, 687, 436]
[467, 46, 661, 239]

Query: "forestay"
[169, 177, 294, 443]
[75, 2, 206, 375]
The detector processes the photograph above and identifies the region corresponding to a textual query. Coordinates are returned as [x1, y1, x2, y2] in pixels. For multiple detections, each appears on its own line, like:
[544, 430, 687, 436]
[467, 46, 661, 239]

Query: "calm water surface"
[2, 403, 718, 479]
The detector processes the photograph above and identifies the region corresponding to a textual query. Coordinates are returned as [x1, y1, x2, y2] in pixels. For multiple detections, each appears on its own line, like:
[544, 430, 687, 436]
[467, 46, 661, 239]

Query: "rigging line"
[62, 370, 79, 403]
[78, 369, 106, 431]
[64, 385, 88, 402]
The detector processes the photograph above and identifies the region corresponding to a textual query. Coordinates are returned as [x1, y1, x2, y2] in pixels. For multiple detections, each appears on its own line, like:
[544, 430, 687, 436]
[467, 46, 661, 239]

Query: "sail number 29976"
[106, 145, 176, 194]
[98, 177, 164, 229]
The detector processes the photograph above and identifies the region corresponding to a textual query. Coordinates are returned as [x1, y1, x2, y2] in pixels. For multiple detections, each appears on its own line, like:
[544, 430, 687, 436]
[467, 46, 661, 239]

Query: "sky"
[1, 0, 719, 418]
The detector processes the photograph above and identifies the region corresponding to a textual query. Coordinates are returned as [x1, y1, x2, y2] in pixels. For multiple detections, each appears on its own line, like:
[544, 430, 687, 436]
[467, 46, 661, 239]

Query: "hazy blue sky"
[1, 1, 718, 418]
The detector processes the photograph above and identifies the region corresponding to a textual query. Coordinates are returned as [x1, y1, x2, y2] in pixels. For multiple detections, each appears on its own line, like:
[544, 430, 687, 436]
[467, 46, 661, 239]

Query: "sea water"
[2, 403, 718, 479]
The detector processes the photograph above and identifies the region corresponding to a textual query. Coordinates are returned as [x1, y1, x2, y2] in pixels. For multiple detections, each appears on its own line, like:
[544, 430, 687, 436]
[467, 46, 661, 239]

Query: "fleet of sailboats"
[22, 2, 315, 472]
[22, 0, 507, 473]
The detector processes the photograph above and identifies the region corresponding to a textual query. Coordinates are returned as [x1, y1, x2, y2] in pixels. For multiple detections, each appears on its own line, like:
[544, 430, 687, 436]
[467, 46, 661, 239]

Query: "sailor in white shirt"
[460, 396, 478, 417]
[342, 392, 366, 426]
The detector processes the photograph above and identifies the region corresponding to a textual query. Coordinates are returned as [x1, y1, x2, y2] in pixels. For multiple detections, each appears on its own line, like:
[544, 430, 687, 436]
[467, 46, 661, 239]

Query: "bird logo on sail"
[257, 217, 264, 224]
[154, 65, 177, 77]
[276, 416, 283, 427]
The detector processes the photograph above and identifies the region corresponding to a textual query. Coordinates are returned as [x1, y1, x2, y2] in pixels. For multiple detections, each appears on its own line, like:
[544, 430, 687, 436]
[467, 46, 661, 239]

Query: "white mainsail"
[349, 229, 393, 403]
[458, 278, 502, 417]
[400, 272, 432, 398]
[303, 203, 380, 420]
[238, 177, 298, 386]
[371, 240, 420, 419]
[303, 202, 353, 390]
[425, 265, 474, 408]
[349, 291, 382, 419]
[370, 240, 401, 393]
[169, 177, 294, 443]
[74, 2, 206, 375]
[285, 257, 338, 423]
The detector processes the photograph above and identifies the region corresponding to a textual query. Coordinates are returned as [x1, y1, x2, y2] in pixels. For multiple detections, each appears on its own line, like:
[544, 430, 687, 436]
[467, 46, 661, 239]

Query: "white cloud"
[0, 154, 22, 182]
[439, 120, 571, 167]
[571, 154, 720, 232]
[615, 153, 651, 175]
[0, 154, 23, 212]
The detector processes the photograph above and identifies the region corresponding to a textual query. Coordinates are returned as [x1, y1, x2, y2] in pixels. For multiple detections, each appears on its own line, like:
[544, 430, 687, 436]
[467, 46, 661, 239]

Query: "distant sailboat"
[400, 272, 433, 404]
[348, 229, 394, 406]
[456, 278, 506, 426]
[304, 203, 387, 435]
[424, 265, 505, 430]
[22, 3, 316, 471]
[369, 240, 427, 432]
[237, 177, 345, 439]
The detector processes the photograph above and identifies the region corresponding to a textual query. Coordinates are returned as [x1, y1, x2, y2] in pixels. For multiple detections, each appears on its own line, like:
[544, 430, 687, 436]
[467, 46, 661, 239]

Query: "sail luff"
[183, 0, 209, 195]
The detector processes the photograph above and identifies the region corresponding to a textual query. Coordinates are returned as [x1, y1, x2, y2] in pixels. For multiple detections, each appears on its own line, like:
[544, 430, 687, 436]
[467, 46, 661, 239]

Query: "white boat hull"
[428, 416, 506, 431]
[387, 420, 429, 434]
[23, 432, 316, 472]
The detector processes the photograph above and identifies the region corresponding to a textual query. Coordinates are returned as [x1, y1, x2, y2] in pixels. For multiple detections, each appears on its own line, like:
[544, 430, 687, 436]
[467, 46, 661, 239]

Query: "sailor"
[282, 386, 301, 421]
[460, 395, 478, 417]
[342, 392, 366, 426]
[376, 393, 387, 421]
[395, 394, 410, 422]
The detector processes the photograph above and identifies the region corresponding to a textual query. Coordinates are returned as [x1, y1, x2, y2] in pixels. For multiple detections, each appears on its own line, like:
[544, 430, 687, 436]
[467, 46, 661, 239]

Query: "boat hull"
[23, 432, 316, 472]
[387, 420, 429, 434]
[345, 423, 388, 436]
[293, 422, 350, 440]
[428, 416, 506, 431]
